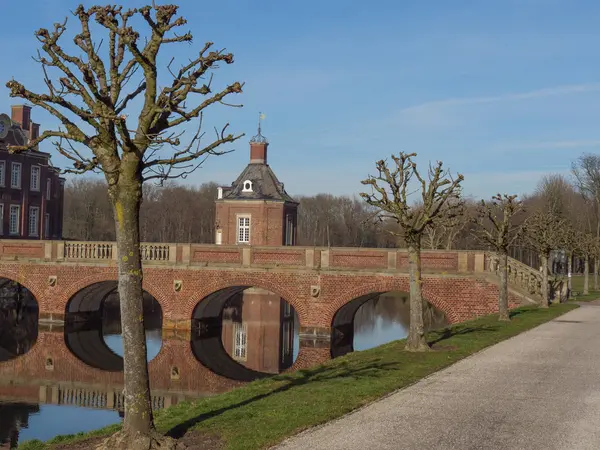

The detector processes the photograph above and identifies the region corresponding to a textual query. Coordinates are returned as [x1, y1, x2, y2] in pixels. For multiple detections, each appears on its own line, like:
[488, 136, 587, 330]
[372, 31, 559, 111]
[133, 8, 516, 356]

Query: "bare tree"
[573, 230, 597, 295]
[572, 154, 600, 290]
[472, 194, 525, 320]
[524, 210, 568, 307]
[360, 152, 463, 351]
[6, 4, 242, 448]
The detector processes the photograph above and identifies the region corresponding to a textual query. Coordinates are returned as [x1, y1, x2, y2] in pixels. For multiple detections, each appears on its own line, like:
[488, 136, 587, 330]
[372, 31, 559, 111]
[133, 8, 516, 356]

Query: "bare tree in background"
[524, 210, 568, 307]
[472, 194, 525, 321]
[361, 152, 463, 351]
[6, 4, 243, 448]
[573, 230, 597, 295]
[572, 154, 600, 290]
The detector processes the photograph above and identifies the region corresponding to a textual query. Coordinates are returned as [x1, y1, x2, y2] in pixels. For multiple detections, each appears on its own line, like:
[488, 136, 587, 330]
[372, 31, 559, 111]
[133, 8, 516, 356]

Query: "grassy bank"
[20, 303, 577, 450]
[569, 276, 600, 302]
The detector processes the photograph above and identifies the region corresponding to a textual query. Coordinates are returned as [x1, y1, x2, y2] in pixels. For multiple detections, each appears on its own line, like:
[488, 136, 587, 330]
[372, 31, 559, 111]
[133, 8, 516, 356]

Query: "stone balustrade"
[485, 252, 543, 298]
[0, 239, 494, 274]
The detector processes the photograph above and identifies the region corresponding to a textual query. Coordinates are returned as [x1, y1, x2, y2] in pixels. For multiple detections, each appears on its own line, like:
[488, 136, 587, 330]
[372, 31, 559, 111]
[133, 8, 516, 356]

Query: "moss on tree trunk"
[110, 174, 154, 437]
[498, 251, 510, 321]
[406, 239, 429, 352]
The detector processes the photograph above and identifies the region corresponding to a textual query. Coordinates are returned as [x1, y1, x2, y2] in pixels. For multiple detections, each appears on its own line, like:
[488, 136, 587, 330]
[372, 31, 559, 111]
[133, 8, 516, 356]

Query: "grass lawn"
[20, 303, 578, 450]
[569, 275, 600, 302]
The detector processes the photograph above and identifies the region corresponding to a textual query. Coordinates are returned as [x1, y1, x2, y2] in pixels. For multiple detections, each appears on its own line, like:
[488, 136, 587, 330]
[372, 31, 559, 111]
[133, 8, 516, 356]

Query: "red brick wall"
[215, 201, 286, 246]
[0, 259, 518, 331]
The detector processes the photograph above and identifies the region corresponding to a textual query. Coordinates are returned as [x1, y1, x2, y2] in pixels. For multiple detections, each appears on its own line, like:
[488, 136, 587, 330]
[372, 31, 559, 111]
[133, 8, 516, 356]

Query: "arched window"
[242, 180, 253, 192]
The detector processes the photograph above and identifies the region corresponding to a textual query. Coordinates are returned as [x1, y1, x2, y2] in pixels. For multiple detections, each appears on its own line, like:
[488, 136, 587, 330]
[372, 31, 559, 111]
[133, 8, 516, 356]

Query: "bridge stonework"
[0, 240, 536, 337]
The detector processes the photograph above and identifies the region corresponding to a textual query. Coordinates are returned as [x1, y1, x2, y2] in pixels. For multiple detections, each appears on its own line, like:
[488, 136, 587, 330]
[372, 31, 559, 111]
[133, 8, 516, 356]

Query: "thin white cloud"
[399, 82, 600, 115]
[494, 140, 600, 152]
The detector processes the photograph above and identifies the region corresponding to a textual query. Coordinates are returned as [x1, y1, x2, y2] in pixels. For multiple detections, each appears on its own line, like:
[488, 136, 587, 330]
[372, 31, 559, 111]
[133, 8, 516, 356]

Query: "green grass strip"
[19, 303, 577, 450]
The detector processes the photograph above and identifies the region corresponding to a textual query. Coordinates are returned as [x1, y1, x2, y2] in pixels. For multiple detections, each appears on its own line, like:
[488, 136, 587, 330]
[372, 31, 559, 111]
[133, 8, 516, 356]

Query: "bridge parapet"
[0, 239, 491, 274]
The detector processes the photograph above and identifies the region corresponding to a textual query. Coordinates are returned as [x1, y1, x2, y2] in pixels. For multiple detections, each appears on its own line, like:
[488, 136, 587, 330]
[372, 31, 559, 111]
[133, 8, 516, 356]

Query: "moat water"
[0, 283, 447, 447]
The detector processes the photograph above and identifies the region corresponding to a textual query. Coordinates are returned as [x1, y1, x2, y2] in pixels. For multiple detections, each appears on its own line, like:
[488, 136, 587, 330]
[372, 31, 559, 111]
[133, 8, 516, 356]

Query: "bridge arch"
[64, 280, 164, 372]
[329, 277, 458, 326]
[181, 275, 304, 321]
[0, 268, 44, 310]
[190, 284, 297, 382]
[0, 275, 39, 362]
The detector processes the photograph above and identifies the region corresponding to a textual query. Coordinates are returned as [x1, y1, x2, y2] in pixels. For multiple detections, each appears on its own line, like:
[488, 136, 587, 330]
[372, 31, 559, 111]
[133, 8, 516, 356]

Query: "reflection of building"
[0, 106, 65, 239]
[221, 288, 295, 373]
[215, 118, 298, 246]
[0, 403, 40, 449]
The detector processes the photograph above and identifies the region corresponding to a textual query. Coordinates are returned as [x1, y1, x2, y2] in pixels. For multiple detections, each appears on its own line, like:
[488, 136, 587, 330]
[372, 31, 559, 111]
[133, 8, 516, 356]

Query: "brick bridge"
[0, 240, 544, 342]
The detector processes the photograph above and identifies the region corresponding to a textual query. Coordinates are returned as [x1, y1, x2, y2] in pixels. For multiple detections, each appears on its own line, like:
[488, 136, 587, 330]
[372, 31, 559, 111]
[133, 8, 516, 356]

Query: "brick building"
[215, 121, 298, 246]
[0, 106, 64, 239]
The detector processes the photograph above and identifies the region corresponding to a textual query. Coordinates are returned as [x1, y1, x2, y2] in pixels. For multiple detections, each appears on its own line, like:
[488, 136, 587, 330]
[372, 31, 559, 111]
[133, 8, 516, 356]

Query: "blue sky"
[1, 0, 599, 199]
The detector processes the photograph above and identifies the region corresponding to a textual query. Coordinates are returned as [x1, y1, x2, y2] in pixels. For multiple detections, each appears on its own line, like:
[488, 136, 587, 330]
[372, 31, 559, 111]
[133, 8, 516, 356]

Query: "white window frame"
[242, 180, 253, 192]
[11, 163, 21, 189]
[29, 206, 39, 237]
[44, 213, 50, 238]
[30, 166, 41, 191]
[237, 215, 251, 244]
[46, 178, 51, 198]
[232, 322, 248, 361]
[0, 161, 6, 187]
[9, 205, 20, 235]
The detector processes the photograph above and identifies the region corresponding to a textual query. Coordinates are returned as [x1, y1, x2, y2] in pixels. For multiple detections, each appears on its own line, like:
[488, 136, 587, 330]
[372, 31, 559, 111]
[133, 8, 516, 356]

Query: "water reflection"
[0, 280, 38, 362]
[0, 285, 448, 445]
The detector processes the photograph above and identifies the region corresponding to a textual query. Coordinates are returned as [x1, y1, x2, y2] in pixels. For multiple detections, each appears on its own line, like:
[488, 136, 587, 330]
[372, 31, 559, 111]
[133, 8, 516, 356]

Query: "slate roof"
[221, 162, 298, 203]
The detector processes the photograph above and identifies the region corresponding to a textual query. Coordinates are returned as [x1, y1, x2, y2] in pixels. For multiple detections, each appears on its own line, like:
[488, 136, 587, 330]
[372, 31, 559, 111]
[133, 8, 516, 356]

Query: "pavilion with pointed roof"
[215, 115, 298, 246]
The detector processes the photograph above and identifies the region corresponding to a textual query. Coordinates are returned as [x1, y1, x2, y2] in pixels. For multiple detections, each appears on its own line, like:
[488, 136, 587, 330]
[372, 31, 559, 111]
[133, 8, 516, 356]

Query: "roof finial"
[250, 111, 268, 144]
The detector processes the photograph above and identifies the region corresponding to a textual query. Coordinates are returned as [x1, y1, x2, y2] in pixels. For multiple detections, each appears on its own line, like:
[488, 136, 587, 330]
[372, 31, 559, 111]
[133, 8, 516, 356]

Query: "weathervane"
[250, 111, 268, 144]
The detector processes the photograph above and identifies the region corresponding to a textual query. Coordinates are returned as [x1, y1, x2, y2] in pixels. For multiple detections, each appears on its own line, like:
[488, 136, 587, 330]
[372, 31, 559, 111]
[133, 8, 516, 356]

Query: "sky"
[1, 0, 599, 200]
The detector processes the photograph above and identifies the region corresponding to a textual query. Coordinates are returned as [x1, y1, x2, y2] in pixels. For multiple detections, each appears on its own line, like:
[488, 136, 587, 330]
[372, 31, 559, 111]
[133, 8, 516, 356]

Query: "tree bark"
[540, 253, 549, 308]
[584, 256, 590, 295]
[110, 175, 154, 438]
[406, 238, 429, 351]
[498, 251, 510, 321]
[595, 256, 599, 291]
[567, 252, 572, 297]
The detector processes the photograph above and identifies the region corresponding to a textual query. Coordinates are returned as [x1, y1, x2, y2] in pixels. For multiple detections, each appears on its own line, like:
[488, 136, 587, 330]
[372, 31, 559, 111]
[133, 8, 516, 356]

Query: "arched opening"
[0, 278, 38, 362]
[191, 286, 299, 381]
[331, 291, 448, 358]
[64, 281, 162, 371]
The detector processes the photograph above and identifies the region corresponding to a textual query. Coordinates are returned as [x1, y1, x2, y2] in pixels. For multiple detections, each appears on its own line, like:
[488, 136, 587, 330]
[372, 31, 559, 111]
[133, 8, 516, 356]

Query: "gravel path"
[275, 304, 600, 450]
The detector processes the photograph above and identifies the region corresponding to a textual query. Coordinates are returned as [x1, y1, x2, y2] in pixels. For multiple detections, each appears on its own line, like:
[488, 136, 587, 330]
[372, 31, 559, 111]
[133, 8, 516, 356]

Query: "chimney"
[250, 142, 268, 164]
[30, 122, 40, 141]
[11, 105, 31, 131]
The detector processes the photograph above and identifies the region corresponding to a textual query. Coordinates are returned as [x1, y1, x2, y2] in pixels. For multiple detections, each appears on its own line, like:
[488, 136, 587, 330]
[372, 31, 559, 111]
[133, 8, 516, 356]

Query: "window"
[0, 161, 5, 187]
[232, 322, 247, 361]
[29, 206, 39, 236]
[0, 204, 4, 234]
[11, 163, 21, 189]
[285, 213, 295, 246]
[9, 205, 20, 235]
[46, 178, 51, 198]
[44, 213, 50, 238]
[242, 180, 253, 192]
[237, 216, 250, 243]
[30, 166, 40, 191]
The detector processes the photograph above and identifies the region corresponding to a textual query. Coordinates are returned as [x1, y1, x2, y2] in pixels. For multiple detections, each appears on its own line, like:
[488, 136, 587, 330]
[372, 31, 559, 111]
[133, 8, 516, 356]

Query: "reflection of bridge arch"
[191, 286, 296, 382]
[64, 281, 163, 371]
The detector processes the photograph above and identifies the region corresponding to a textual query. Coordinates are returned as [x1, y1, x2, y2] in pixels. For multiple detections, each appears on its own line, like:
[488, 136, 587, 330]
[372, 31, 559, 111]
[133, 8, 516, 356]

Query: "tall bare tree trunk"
[595, 256, 599, 291]
[584, 256, 590, 295]
[540, 253, 549, 308]
[567, 252, 572, 296]
[110, 175, 154, 439]
[406, 238, 429, 351]
[498, 251, 510, 321]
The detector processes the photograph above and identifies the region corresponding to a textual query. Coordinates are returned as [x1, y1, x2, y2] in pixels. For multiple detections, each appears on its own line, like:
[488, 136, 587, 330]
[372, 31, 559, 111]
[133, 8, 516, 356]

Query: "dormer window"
[242, 180, 253, 192]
